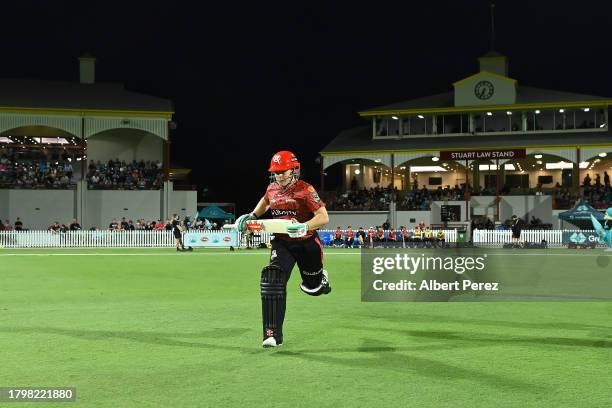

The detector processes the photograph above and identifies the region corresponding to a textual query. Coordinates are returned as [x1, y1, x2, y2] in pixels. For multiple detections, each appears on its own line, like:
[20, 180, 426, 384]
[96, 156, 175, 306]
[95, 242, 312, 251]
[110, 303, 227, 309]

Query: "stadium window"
[473, 113, 484, 133]
[535, 109, 554, 131]
[401, 117, 410, 135]
[410, 114, 426, 135]
[574, 108, 594, 129]
[387, 116, 399, 135]
[375, 118, 389, 136]
[438, 114, 462, 134]
[508, 111, 521, 132]
[435, 115, 443, 134]
[483, 111, 507, 132]
[527, 111, 536, 131]
[424, 116, 434, 135]
[596, 109, 607, 128]
[558, 109, 576, 130]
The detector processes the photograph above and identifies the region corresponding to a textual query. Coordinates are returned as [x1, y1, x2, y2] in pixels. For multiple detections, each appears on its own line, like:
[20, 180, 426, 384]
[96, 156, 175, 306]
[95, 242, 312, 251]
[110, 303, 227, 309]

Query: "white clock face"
[474, 80, 494, 100]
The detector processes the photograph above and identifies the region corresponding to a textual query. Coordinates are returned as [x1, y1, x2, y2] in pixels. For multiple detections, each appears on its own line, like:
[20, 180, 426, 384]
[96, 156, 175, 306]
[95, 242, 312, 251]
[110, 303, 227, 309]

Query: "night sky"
[2, 1, 612, 213]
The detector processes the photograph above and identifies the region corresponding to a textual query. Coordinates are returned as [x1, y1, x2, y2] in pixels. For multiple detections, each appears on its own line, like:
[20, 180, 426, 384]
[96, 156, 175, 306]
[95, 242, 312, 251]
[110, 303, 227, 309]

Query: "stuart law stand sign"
[440, 149, 526, 161]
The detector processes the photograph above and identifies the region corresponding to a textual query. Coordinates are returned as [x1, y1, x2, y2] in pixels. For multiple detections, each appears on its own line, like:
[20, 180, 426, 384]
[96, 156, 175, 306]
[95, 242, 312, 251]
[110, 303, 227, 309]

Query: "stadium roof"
[0, 79, 173, 113]
[320, 126, 612, 154]
[359, 86, 612, 116]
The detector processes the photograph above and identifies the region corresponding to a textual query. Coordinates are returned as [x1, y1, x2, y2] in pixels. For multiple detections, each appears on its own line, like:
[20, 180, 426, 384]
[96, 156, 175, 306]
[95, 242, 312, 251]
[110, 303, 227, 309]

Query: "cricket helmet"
[269, 151, 300, 172]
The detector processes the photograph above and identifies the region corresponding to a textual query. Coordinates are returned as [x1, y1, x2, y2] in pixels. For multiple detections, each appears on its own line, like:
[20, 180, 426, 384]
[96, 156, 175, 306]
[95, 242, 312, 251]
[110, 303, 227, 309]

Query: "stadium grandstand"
[320, 52, 612, 233]
[0, 56, 196, 230]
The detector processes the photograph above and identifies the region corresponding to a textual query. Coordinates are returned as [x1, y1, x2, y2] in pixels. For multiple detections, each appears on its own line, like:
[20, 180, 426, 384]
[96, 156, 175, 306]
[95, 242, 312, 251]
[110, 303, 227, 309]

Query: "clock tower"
[452, 52, 517, 106]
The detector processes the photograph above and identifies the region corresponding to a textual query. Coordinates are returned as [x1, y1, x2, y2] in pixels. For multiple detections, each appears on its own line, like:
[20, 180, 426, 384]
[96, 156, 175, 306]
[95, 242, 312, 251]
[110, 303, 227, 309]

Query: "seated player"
[375, 226, 385, 247]
[356, 227, 366, 247]
[436, 229, 446, 247]
[333, 226, 344, 247]
[367, 227, 375, 248]
[423, 226, 433, 243]
[387, 227, 397, 247]
[345, 226, 355, 248]
[412, 226, 422, 242]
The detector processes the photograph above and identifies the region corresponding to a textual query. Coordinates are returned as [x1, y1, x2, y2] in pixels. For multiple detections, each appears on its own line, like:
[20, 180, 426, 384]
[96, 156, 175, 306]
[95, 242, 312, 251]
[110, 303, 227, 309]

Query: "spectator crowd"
[87, 159, 164, 190]
[0, 154, 74, 188]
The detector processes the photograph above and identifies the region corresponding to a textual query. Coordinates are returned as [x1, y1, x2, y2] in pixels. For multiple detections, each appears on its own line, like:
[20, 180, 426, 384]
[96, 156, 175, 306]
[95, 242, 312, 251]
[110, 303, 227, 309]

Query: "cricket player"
[235, 151, 331, 348]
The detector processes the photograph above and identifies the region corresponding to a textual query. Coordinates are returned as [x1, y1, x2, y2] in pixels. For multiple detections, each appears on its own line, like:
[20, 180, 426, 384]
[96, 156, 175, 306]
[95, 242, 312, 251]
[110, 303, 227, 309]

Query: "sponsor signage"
[184, 231, 238, 247]
[562, 231, 600, 246]
[440, 149, 526, 161]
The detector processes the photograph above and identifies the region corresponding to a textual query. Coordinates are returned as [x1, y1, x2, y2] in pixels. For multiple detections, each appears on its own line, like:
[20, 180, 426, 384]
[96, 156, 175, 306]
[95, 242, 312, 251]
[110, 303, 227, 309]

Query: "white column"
[162, 181, 173, 221]
[76, 180, 87, 228]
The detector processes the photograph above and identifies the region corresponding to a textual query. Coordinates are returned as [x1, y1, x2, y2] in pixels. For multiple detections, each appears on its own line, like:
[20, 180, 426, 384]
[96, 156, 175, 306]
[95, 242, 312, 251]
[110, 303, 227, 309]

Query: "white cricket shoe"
[262, 337, 281, 348]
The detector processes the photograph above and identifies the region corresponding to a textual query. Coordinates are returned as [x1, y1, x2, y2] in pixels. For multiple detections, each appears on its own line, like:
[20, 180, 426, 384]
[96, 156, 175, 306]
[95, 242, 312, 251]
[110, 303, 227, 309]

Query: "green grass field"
[1, 247, 612, 407]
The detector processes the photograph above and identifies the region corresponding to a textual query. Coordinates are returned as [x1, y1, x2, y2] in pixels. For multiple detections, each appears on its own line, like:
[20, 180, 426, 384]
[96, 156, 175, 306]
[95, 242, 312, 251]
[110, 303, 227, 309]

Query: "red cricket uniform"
[264, 180, 324, 241]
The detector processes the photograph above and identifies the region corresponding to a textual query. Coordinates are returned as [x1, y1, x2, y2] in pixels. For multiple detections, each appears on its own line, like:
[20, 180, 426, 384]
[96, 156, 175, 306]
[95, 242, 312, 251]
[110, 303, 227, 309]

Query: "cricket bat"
[222, 219, 295, 234]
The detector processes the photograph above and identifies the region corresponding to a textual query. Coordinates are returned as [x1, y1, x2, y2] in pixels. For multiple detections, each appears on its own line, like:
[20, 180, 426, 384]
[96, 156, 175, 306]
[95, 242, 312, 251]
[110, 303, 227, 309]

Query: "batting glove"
[236, 213, 257, 233]
[287, 222, 309, 238]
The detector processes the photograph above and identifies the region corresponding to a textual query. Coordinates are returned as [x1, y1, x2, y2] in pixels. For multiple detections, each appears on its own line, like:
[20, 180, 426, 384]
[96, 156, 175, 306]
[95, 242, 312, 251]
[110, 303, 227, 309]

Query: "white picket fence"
[472, 229, 599, 247]
[0, 229, 458, 249]
[4, 229, 589, 249]
[0, 230, 177, 248]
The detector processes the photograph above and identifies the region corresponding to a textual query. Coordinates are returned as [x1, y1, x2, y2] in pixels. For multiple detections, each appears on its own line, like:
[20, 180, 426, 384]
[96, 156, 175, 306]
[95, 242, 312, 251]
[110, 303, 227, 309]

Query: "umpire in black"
[511, 215, 522, 247]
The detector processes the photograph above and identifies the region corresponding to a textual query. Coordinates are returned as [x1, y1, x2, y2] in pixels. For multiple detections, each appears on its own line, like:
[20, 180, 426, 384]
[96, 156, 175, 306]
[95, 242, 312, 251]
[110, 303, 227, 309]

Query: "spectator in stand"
[109, 219, 119, 230]
[126, 220, 135, 231]
[69, 219, 82, 230]
[48, 221, 61, 233]
[14, 217, 23, 231]
[583, 174, 592, 187]
[155, 220, 165, 231]
[333, 227, 344, 247]
[436, 229, 446, 246]
[345, 226, 355, 248]
[3, 219, 12, 230]
[86, 159, 164, 190]
[120, 217, 129, 230]
[605, 171, 611, 188]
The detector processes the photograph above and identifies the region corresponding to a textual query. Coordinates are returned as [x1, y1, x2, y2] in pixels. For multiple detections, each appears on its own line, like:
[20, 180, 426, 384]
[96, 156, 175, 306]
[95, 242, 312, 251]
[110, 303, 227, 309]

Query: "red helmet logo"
[269, 151, 300, 172]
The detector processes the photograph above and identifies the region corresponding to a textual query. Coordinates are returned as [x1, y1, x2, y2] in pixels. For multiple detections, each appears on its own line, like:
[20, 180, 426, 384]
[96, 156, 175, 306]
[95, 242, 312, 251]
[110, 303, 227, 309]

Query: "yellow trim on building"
[321, 144, 612, 156]
[0, 106, 173, 119]
[478, 55, 507, 61]
[358, 100, 612, 117]
[452, 70, 517, 87]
